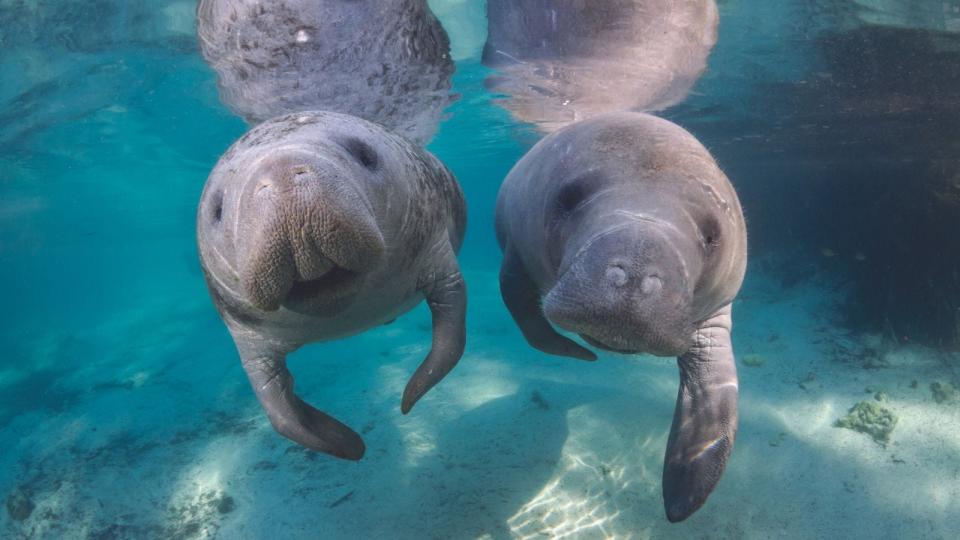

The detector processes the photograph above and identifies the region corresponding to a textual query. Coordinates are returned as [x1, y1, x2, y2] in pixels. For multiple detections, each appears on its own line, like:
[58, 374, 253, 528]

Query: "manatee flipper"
[500, 246, 596, 361]
[662, 304, 738, 522]
[233, 329, 365, 460]
[401, 242, 467, 414]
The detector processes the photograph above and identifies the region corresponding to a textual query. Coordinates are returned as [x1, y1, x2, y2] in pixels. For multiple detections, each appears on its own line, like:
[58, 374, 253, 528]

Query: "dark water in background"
[1, 1, 959, 538]
[664, 1, 960, 346]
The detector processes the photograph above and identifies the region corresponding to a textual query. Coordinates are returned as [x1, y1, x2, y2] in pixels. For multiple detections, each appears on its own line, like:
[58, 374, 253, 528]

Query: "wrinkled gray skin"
[483, 0, 718, 132]
[197, 0, 454, 145]
[495, 112, 746, 522]
[198, 111, 467, 460]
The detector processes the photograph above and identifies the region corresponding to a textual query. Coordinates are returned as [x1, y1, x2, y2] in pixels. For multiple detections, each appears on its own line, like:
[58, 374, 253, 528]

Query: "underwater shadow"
[393, 378, 633, 539]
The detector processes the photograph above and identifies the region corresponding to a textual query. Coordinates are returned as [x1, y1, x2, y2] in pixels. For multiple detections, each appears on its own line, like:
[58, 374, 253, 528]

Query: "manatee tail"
[662, 305, 738, 522]
[233, 329, 365, 460]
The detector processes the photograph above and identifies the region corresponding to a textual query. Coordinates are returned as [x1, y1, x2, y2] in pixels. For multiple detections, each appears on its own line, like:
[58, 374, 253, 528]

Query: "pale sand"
[1, 253, 958, 539]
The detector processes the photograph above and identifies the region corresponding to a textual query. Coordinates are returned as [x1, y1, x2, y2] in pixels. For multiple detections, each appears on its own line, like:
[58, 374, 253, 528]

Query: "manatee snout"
[543, 226, 694, 356]
[235, 150, 386, 314]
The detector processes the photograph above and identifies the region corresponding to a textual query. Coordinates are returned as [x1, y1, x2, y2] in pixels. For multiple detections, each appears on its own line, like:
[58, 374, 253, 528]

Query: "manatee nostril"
[605, 265, 628, 287]
[641, 275, 663, 295]
[254, 179, 273, 195]
[290, 166, 313, 184]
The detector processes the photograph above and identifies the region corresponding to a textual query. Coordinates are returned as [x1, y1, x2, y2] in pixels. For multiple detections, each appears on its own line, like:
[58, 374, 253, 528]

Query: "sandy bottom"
[1, 253, 958, 539]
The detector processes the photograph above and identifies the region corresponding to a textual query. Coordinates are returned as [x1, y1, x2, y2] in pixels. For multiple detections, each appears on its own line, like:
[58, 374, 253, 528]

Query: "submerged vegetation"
[834, 400, 898, 446]
[741, 354, 767, 367]
[930, 381, 957, 404]
[5, 488, 34, 522]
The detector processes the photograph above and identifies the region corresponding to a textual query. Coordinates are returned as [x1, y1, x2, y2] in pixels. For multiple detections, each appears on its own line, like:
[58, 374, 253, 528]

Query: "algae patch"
[930, 381, 957, 404]
[834, 400, 897, 445]
[864, 386, 888, 402]
[741, 354, 766, 367]
[5, 488, 34, 522]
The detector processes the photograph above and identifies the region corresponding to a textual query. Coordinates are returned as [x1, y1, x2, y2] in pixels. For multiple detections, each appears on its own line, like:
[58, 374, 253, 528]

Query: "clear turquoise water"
[2, 1, 959, 538]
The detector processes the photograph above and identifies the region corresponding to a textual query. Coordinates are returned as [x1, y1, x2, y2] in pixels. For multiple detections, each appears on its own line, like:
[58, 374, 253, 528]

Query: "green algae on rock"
[742, 354, 766, 367]
[834, 400, 898, 445]
[4, 488, 34, 522]
[930, 381, 957, 404]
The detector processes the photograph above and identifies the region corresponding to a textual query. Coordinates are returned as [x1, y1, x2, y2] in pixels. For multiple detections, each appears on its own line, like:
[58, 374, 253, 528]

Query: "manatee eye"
[555, 172, 603, 215]
[209, 189, 224, 226]
[556, 182, 586, 215]
[699, 215, 721, 251]
[339, 137, 379, 171]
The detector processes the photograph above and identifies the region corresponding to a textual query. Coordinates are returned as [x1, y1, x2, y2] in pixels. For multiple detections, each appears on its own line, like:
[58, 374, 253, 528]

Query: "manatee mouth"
[282, 265, 364, 315]
[579, 332, 692, 357]
[580, 334, 642, 355]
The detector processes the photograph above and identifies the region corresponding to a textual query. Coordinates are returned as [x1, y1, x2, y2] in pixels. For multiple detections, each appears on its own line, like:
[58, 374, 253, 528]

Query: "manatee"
[495, 112, 747, 521]
[483, 0, 718, 132]
[196, 0, 455, 145]
[197, 111, 467, 459]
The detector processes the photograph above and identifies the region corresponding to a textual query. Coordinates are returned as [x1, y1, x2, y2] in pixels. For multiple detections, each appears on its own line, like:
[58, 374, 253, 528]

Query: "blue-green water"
[2, 1, 959, 538]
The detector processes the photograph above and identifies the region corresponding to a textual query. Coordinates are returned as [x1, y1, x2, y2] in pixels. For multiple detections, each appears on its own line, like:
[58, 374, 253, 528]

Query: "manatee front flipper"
[500, 246, 596, 361]
[662, 304, 738, 522]
[401, 242, 467, 414]
[232, 329, 365, 460]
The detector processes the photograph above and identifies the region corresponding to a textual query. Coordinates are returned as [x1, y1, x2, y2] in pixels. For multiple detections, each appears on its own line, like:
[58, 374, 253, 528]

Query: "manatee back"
[483, 0, 718, 131]
[197, 0, 455, 144]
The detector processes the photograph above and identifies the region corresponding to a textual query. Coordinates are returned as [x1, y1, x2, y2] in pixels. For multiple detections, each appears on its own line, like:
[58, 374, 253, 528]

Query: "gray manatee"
[495, 112, 747, 521]
[197, 111, 467, 460]
[196, 0, 454, 145]
[483, 0, 718, 132]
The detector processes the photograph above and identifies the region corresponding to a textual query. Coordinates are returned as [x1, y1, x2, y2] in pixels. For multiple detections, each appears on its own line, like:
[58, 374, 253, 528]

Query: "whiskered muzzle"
[543, 225, 695, 357]
[234, 152, 385, 313]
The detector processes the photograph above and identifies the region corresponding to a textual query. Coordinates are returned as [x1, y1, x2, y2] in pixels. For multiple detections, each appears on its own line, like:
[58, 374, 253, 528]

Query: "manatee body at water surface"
[495, 112, 747, 521]
[483, 0, 718, 132]
[197, 111, 467, 459]
[196, 0, 455, 145]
